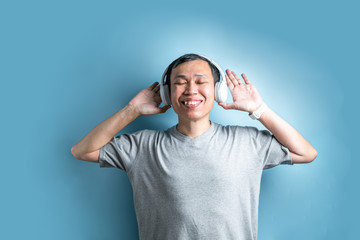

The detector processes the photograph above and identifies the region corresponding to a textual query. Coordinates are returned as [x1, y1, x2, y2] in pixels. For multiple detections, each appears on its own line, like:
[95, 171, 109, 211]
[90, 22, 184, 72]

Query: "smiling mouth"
[181, 100, 203, 108]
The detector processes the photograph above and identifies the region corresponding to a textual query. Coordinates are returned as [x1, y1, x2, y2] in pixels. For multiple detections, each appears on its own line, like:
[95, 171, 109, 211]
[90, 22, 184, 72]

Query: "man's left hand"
[218, 69, 263, 113]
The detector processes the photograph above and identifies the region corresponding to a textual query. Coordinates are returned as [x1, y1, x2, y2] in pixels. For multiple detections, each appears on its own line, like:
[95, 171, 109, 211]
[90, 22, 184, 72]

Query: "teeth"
[184, 101, 200, 105]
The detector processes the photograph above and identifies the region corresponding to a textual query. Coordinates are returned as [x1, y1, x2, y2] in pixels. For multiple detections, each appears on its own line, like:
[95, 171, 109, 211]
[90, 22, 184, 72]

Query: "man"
[71, 53, 317, 239]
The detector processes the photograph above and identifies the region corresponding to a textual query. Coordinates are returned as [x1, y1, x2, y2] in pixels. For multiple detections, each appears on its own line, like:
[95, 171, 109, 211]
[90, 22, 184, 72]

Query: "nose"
[184, 81, 198, 95]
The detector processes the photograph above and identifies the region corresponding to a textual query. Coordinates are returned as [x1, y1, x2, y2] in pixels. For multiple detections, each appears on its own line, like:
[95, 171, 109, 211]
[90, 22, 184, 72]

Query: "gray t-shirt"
[99, 122, 292, 240]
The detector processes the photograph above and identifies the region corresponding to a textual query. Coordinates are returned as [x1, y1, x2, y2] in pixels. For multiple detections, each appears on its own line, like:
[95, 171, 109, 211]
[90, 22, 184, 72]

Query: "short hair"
[164, 53, 220, 86]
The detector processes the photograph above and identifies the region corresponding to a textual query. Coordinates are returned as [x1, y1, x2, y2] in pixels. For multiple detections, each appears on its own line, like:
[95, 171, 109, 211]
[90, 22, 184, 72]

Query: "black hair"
[164, 53, 220, 86]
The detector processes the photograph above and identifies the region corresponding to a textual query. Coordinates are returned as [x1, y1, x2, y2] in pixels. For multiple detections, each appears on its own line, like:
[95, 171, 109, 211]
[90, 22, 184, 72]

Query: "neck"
[176, 117, 211, 138]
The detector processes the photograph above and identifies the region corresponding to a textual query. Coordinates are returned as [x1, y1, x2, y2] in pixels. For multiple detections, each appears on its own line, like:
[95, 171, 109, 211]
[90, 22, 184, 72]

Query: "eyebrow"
[174, 74, 208, 79]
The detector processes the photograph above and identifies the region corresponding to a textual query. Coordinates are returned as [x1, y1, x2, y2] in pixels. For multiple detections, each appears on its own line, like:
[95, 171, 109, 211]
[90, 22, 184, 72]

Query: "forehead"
[171, 59, 213, 79]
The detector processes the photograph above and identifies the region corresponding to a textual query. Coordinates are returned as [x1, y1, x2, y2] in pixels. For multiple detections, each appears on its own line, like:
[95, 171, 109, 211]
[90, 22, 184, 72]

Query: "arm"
[71, 82, 171, 162]
[257, 106, 317, 163]
[218, 70, 317, 163]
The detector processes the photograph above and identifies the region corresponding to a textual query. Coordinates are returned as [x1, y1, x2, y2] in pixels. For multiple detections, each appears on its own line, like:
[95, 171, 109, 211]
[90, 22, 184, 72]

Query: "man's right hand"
[71, 82, 171, 163]
[128, 82, 171, 116]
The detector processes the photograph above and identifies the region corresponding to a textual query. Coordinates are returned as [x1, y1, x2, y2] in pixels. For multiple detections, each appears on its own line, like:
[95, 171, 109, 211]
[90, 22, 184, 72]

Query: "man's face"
[170, 59, 215, 122]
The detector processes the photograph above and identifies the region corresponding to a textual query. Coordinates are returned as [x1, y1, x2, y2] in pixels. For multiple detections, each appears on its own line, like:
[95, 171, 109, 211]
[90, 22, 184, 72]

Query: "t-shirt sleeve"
[99, 132, 143, 172]
[248, 127, 293, 169]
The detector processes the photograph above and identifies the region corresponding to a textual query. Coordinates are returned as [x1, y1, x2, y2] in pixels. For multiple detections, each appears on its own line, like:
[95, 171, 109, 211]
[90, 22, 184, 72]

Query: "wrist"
[249, 102, 267, 120]
[124, 103, 141, 119]
[247, 101, 263, 114]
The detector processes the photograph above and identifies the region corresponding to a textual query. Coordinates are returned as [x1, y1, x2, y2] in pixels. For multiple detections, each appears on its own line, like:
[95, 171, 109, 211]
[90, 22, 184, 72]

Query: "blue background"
[1, 0, 358, 239]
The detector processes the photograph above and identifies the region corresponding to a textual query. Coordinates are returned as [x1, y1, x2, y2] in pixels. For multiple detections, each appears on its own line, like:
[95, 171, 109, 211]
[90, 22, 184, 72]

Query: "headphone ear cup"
[160, 84, 171, 106]
[215, 81, 228, 103]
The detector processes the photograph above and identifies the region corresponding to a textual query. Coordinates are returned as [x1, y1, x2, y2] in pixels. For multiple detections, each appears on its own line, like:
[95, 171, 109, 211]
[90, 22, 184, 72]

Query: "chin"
[178, 112, 210, 122]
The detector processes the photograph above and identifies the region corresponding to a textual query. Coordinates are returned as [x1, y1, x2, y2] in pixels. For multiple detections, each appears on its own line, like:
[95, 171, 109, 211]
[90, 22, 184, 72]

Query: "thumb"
[218, 102, 236, 110]
[158, 105, 171, 113]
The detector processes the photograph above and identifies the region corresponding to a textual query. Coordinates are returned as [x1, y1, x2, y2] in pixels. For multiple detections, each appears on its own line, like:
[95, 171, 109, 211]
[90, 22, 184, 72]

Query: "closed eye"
[197, 81, 208, 84]
[174, 81, 187, 85]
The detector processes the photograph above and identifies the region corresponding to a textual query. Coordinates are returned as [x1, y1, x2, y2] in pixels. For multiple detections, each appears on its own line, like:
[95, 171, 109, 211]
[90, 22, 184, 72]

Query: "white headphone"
[160, 55, 228, 106]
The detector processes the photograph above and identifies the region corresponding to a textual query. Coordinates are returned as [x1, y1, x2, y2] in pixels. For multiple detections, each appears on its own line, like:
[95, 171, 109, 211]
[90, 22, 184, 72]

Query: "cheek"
[203, 86, 215, 101]
[170, 87, 181, 104]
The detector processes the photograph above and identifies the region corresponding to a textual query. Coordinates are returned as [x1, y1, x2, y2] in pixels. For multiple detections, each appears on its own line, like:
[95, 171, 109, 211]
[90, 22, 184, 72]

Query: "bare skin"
[169, 59, 215, 138]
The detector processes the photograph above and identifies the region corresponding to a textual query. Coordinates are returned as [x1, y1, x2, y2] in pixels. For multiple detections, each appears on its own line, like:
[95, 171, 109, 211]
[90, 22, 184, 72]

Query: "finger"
[232, 71, 244, 84]
[148, 82, 159, 90]
[225, 75, 234, 89]
[153, 84, 160, 93]
[241, 73, 251, 85]
[226, 69, 240, 86]
[159, 105, 171, 113]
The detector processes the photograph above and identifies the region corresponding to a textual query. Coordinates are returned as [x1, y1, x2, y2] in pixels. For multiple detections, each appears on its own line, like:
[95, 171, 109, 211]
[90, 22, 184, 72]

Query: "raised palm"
[129, 82, 171, 115]
[218, 70, 263, 113]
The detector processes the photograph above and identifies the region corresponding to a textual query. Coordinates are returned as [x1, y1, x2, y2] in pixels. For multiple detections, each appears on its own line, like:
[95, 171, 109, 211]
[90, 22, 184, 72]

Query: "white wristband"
[249, 102, 267, 120]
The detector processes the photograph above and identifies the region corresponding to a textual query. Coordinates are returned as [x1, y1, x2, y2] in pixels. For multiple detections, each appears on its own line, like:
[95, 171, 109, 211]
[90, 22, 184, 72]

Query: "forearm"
[71, 104, 139, 159]
[257, 106, 317, 163]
